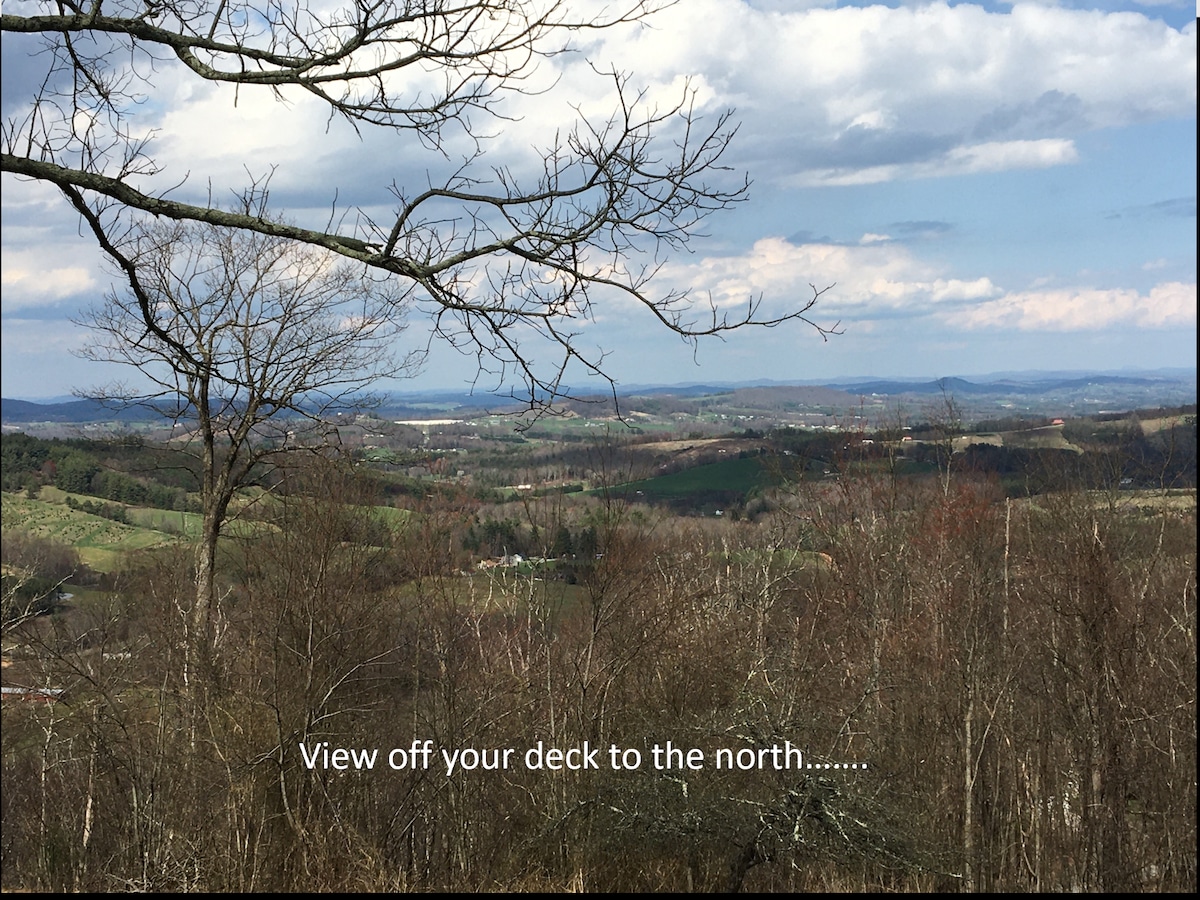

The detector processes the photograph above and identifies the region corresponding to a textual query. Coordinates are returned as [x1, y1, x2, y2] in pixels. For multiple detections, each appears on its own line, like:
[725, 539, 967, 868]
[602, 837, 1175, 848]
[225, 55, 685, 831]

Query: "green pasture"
[3, 484, 419, 576]
[126, 506, 204, 537]
[613, 455, 774, 499]
[1, 492, 182, 572]
[360, 504, 413, 529]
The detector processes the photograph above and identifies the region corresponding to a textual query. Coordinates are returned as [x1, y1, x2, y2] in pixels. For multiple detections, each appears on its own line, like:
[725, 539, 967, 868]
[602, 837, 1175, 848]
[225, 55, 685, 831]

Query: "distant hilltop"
[2, 369, 1194, 425]
[1, 397, 166, 424]
[822, 374, 1192, 397]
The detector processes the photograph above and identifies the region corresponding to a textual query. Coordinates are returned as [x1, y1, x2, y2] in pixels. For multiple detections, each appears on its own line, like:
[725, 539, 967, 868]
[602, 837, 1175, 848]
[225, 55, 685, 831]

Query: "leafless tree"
[75, 212, 419, 695]
[3, 1, 835, 407]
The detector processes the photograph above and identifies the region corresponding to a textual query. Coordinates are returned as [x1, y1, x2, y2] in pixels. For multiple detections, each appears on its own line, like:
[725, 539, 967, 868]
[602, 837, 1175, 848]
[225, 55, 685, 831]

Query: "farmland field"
[617, 454, 773, 499]
[1, 492, 181, 571]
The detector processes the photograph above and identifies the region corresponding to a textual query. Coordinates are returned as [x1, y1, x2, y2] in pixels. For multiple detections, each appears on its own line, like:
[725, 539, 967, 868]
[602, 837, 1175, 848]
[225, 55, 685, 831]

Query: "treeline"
[766, 413, 1196, 493]
[1, 433, 199, 510]
[63, 495, 130, 524]
[460, 515, 601, 560]
[1, 456, 1194, 892]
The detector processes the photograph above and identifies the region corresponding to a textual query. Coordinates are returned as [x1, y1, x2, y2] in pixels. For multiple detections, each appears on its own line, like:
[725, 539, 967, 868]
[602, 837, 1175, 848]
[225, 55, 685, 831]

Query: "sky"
[1, 1, 1196, 400]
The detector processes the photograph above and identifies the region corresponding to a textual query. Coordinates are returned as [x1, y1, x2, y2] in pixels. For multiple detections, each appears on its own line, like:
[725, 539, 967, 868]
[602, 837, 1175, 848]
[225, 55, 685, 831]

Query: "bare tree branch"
[4, 1, 836, 410]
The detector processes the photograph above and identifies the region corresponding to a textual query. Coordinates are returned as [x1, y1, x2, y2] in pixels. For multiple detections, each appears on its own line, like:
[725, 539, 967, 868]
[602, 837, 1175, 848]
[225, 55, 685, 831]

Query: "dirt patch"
[635, 438, 729, 453]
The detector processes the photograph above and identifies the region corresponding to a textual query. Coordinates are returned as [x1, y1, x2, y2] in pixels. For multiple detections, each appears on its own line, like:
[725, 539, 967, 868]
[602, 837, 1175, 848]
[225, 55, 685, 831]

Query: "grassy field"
[126, 506, 204, 537]
[616, 455, 773, 499]
[392, 567, 590, 622]
[720, 547, 836, 571]
[2, 484, 420, 575]
[952, 424, 1081, 453]
[360, 504, 413, 528]
[36, 485, 268, 538]
[1140, 415, 1195, 435]
[1, 492, 182, 572]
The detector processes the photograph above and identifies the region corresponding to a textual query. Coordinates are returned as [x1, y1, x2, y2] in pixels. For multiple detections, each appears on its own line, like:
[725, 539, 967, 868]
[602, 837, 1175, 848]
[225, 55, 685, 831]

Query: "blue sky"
[2, 1, 1195, 399]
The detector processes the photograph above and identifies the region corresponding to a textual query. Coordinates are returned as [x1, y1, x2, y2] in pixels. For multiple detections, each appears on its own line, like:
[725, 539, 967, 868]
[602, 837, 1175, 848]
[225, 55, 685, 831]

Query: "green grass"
[359, 504, 412, 528]
[4, 483, 419, 579]
[2, 492, 183, 572]
[126, 506, 204, 537]
[614, 455, 773, 499]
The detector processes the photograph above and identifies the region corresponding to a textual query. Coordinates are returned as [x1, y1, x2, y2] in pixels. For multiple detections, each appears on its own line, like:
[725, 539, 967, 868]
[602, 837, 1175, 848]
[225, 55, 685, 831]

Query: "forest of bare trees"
[2, 452, 1194, 891]
[1, 2, 1193, 891]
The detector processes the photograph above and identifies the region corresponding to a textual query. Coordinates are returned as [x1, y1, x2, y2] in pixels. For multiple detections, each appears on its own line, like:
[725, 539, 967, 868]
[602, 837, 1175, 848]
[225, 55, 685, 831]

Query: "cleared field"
[1, 492, 181, 571]
[358, 504, 413, 528]
[617, 455, 772, 499]
[949, 425, 1081, 453]
[1002, 426, 1081, 452]
[36, 486, 269, 538]
[1140, 415, 1194, 435]
[127, 507, 204, 537]
[721, 548, 836, 571]
[634, 437, 731, 452]
[2, 485, 418, 578]
[953, 433, 1004, 451]
[393, 568, 589, 620]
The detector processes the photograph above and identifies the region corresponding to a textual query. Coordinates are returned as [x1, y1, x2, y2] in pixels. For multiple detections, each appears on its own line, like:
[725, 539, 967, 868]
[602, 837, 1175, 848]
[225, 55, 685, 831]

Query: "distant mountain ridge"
[1, 398, 166, 424]
[823, 374, 1177, 396]
[3, 370, 1194, 424]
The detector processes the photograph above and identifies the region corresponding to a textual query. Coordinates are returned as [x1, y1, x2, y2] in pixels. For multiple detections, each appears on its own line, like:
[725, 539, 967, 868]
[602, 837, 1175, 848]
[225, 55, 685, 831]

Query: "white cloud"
[792, 138, 1080, 186]
[586, 2, 1194, 184]
[943, 281, 1198, 330]
[46, 0, 1187, 205]
[657, 236, 1003, 322]
[1, 1, 1194, 396]
[655, 236, 1195, 337]
[4, 1, 1184, 224]
[1, 251, 97, 311]
[946, 138, 1081, 172]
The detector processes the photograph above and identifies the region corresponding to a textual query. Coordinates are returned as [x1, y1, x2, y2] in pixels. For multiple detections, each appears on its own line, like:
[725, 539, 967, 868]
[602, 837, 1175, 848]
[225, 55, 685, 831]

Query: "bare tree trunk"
[963, 670, 976, 892]
[190, 509, 221, 703]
